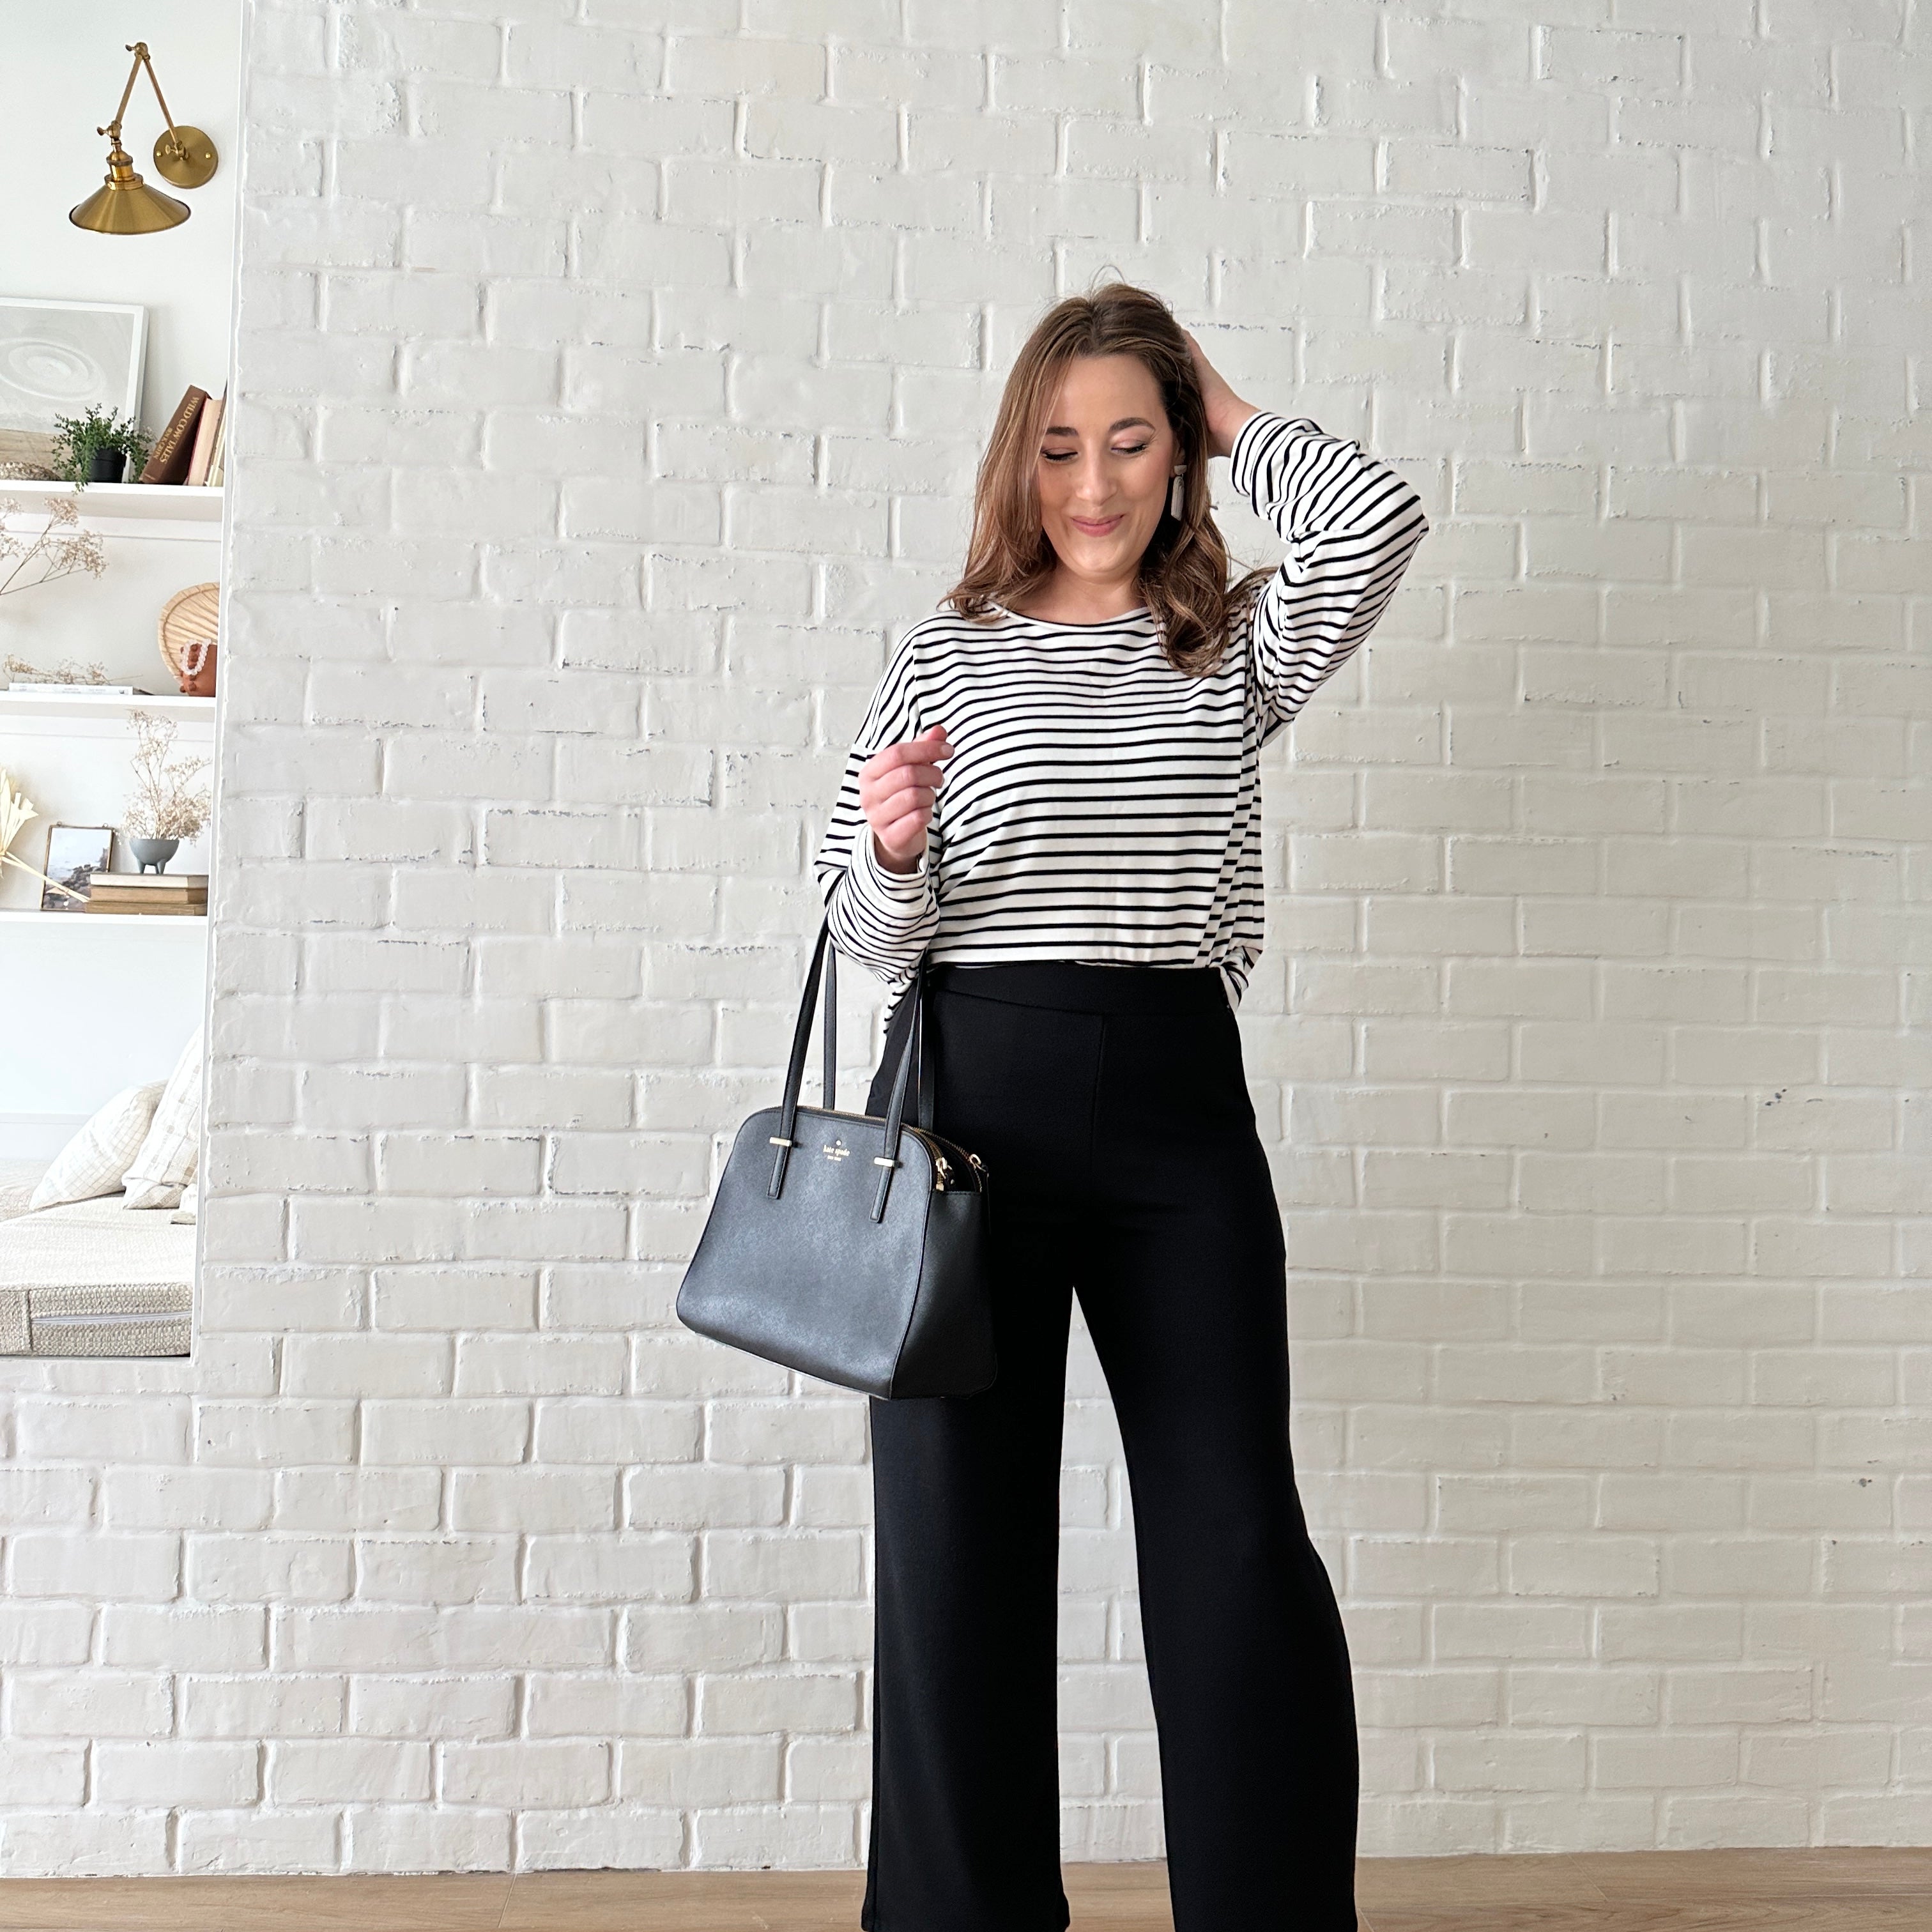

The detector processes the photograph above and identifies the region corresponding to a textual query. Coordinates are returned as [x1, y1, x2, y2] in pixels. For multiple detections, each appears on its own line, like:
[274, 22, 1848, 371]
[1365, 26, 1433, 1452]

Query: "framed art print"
[0, 297, 147, 473]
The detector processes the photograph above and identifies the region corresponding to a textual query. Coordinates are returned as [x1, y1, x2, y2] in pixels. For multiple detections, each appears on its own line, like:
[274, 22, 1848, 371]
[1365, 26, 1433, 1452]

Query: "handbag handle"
[769, 917, 932, 1220]
[823, 944, 836, 1113]
[868, 948, 930, 1221]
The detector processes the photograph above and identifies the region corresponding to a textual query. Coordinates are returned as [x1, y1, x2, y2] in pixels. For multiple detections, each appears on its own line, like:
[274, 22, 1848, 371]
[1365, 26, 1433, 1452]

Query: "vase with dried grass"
[119, 710, 211, 875]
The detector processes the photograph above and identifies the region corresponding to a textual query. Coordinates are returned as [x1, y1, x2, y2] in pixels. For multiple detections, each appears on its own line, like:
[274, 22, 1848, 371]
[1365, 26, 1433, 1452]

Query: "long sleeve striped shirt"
[810, 406, 1430, 1008]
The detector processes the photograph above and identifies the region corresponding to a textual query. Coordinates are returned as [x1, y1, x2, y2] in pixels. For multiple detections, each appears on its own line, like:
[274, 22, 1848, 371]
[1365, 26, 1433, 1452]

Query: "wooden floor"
[0, 1850, 1926, 1930]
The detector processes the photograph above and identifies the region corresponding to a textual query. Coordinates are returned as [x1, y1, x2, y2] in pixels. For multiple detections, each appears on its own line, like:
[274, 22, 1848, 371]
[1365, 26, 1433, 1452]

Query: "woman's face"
[1032, 353, 1177, 595]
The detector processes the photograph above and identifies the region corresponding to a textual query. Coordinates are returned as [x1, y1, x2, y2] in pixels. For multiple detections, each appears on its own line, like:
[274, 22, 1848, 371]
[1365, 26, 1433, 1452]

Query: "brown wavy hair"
[942, 280, 1275, 677]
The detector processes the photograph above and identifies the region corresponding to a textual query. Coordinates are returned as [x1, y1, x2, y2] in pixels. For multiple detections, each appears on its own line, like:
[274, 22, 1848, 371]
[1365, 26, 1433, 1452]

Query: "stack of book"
[84, 871, 208, 916]
[137, 383, 227, 487]
[6, 680, 164, 696]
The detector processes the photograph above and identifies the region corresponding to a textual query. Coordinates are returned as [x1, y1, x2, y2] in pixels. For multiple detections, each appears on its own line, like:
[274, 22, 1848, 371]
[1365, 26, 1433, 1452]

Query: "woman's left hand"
[1181, 327, 1260, 461]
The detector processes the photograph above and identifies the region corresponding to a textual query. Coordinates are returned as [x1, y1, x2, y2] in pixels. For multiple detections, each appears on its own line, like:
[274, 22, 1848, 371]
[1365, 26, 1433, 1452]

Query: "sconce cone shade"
[70, 143, 189, 234]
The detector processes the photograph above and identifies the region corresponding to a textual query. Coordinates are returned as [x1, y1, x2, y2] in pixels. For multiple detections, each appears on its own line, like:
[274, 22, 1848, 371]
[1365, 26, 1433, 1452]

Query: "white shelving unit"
[0, 689, 217, 724]
[0, 477, 221, 1154]
[0, 479, 223, 545]
[0, 909, 206, 927]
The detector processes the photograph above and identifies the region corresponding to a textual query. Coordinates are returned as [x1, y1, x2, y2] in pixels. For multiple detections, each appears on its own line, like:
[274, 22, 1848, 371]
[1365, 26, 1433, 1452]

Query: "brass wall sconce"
[69, 40, 219, 235]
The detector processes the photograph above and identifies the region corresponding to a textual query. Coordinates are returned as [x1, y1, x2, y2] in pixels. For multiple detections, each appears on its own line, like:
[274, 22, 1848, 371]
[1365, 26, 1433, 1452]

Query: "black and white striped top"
[811, 407, 1430, 1009]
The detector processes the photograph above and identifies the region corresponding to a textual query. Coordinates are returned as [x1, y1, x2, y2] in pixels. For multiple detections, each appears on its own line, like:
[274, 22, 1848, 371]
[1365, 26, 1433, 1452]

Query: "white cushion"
[0, 1194, 196, 1357]
[29, 1082, 167, 1210]
[0, 1158, 50, 1222]
[121, 1023, 204, 1211]
[170, 1178, 199, 1225]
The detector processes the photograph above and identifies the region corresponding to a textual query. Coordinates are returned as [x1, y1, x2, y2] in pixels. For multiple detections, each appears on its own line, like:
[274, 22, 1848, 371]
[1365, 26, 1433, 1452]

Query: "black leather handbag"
[675, 916, 996, 1400]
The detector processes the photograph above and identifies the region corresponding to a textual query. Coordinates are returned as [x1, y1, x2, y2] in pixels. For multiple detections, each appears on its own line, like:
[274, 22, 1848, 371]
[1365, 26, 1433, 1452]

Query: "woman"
[809, 282, 1428, 1932]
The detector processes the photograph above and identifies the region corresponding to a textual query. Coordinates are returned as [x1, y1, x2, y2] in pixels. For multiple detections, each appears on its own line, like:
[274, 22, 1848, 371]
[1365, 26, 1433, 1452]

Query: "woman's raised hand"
[1179, 326, 1259, 461]
[859, 724, 954, 875]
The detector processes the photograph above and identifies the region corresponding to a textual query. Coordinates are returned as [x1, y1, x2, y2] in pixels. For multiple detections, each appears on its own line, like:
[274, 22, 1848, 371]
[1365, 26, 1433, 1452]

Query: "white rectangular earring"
[1169, 468, 1184, 518]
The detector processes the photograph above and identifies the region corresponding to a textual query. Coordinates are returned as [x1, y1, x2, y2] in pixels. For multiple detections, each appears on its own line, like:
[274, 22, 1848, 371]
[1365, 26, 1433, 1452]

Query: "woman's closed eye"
[1041, 440, 1153, 462]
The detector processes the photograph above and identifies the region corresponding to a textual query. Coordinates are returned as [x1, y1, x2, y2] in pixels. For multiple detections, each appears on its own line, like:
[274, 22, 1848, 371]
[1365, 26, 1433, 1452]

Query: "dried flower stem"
[122, 710, 211, 841]
[0, 494, 107, 600]
[3, 651, 111, 685]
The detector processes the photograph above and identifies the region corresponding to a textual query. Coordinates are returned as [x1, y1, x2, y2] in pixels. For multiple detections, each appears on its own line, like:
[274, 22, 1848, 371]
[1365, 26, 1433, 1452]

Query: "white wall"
[0, 0, 1924, 1879]
[0, 916, 208, 1154]
[6, 2, 243, 445]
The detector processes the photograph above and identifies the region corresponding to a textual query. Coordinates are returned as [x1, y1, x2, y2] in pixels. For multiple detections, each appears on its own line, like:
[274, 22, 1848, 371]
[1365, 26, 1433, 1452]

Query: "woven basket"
[157, 581, 220, 691]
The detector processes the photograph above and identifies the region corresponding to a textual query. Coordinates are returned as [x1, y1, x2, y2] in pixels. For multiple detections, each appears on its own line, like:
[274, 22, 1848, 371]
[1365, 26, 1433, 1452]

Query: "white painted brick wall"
[0, 0, 1922, 1877]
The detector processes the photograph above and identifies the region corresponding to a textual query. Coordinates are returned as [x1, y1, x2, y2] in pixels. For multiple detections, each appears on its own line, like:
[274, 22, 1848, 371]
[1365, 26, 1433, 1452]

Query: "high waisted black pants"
[856, 960, 1360, 1932]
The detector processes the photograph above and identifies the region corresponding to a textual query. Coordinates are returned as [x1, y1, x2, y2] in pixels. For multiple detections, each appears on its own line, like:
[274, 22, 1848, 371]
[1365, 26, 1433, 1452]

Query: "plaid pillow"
[122, 1022, 204, 1212]
[28, 1081, 167, 1210]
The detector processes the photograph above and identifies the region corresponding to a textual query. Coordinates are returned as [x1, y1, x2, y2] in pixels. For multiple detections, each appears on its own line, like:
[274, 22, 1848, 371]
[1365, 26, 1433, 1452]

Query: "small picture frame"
[40, 824, 112, 911]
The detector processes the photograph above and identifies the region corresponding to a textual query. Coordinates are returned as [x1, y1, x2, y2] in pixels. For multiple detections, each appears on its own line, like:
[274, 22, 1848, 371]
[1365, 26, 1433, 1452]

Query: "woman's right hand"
[859, 724, 953, 875]
[1179, 326, 1259, 461]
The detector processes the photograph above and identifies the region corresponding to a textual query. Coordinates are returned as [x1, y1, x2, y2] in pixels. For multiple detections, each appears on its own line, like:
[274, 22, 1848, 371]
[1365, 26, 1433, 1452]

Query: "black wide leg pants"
[857, 960, 1360, 1932]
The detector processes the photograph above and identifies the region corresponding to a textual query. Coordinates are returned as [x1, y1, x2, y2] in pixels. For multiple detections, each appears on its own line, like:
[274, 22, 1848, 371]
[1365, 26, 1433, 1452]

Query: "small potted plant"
[119, 710, 211, 873]
[50, 404, 151, 487]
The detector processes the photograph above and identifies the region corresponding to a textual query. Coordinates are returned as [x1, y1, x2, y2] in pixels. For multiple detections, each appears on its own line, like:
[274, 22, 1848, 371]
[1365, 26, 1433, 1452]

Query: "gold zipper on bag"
[935, 1149, 991, 1193]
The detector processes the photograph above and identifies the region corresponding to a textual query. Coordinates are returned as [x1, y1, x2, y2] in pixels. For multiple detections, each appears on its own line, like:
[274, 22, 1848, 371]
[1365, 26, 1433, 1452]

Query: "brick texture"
[0, 0, 1923, 1876]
